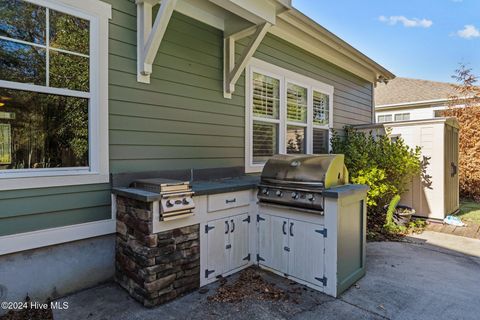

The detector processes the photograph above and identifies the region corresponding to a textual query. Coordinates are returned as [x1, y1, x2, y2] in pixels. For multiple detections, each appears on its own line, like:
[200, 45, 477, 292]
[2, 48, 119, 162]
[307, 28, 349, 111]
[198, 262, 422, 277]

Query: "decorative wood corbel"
[224, 22, 272, 98]
[137, 0, 177, 83]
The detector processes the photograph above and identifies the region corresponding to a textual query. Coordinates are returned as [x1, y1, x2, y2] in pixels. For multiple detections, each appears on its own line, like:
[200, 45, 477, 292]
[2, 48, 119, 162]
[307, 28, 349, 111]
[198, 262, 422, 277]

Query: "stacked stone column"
[115, 196, 200, 307]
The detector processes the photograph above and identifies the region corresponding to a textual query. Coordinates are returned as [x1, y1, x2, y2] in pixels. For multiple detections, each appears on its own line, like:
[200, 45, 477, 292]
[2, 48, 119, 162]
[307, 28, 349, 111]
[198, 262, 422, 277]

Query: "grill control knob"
[306, 193, 315, 201]
[262, 188, 269, 195]
[291, 192, 299, 199]
[276, 190, 283, 197]
[166, 199, 174, 207]
[182, 198, 190, 205]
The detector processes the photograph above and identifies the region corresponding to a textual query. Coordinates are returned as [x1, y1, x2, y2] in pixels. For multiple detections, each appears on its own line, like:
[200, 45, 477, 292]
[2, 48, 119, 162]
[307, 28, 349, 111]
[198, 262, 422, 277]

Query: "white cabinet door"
[258, 214, 289, 274]
[288, 219, 325, 286]
[205, 218, 229, 279]
[228, 213, 250, 271]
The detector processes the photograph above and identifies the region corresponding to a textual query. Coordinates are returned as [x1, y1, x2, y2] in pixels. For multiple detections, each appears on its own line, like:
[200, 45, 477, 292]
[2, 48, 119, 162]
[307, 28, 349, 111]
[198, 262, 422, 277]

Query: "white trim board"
[0, 219, 115, 256]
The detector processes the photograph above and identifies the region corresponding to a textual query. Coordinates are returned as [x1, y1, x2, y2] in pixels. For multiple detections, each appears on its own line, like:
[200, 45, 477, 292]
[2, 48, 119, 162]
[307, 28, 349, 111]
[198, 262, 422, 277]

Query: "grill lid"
[260, 154, 348, 189]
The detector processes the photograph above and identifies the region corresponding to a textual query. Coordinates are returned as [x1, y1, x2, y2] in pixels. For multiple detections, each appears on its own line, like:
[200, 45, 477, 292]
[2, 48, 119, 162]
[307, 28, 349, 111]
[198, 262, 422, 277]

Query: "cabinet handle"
[282, 221, 287, 235]
[290, 222, 294, 237]
[225, 221, 229, 234]
[230, 219, 235, 233]
[225, 198, 236, 204]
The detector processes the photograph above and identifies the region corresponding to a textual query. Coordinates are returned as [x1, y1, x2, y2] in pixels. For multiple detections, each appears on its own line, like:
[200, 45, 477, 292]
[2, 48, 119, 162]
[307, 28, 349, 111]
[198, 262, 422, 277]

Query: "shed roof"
[375, 77, 455, 107]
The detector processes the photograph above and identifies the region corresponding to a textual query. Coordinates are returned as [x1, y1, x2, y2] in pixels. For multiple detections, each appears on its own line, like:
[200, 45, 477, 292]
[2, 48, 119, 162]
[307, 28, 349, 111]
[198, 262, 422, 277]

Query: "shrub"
[331, 127, 423, 231]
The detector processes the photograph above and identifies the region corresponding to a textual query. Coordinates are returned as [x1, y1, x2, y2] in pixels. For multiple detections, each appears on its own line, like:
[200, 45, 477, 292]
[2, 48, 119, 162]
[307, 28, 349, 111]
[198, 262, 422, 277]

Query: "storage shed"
[355, 117, 460, 220]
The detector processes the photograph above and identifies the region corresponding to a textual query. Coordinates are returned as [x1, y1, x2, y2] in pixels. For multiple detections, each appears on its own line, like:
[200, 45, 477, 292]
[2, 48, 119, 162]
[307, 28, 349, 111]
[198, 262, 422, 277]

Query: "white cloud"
[379, 15, 433, 28]
[457, 25, 480, 39]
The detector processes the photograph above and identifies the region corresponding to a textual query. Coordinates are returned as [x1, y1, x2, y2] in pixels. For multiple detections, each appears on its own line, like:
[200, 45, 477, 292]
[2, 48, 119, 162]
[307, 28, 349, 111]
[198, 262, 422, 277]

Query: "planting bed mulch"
[207, 267, 303, 304]
[367, 214, 425, 242]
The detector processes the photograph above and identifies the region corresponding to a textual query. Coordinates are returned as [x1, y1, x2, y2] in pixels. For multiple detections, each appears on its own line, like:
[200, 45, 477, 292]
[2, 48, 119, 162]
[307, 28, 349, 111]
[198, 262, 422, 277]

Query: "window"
[246, 59, 334, 172]
[394, 113, 410, 121]
[0, 0, 110, 190]
[377, 114, 392, 123]
[252, 73, 280, 164]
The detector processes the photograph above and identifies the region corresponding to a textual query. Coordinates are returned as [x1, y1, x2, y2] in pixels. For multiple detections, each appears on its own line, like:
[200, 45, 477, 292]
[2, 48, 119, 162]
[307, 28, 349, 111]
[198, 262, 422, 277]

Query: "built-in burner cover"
[131, 178, 190, 194]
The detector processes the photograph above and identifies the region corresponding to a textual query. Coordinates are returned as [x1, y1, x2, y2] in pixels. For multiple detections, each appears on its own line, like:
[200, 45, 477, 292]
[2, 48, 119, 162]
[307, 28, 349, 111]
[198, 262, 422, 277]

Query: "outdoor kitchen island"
[112, 164, 368, 307]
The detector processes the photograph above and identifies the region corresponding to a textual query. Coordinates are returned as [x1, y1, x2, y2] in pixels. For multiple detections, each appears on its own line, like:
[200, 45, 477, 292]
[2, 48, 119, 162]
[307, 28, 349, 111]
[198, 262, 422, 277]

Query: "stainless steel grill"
[131, 178, 195, 221]
[257, 154, 348, 212]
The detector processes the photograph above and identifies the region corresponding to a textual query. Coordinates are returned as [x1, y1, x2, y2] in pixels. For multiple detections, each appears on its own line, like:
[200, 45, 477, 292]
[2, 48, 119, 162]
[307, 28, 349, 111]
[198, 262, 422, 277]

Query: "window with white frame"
[0, 0, 110, 190]
[394, 113, 410, 121]
[377, 114, 392, 123]
[246, 59, 333, 172]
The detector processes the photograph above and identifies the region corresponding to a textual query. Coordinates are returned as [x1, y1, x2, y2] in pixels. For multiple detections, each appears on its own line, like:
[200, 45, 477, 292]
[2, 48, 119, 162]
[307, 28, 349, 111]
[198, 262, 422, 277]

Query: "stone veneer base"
[115, 196, 200, 307]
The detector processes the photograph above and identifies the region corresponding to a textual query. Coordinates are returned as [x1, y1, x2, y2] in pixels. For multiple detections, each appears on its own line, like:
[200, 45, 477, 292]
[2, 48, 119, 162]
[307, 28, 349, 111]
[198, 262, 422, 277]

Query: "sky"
[292, 0, 480, 83]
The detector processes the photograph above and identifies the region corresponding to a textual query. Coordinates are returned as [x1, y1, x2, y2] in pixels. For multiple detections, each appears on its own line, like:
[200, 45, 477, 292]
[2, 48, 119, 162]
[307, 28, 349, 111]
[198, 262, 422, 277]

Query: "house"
[0, 0, 394, 307]
[375, 77, 456, 122]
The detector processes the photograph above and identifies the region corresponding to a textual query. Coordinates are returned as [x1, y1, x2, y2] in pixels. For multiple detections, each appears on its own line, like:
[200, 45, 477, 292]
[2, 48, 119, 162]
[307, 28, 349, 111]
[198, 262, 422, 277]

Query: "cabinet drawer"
[208, 190, 251, 212]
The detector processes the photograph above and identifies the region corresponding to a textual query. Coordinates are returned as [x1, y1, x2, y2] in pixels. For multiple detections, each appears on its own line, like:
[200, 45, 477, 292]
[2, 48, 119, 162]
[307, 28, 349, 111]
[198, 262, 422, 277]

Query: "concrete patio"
[53, 232, 480, 320]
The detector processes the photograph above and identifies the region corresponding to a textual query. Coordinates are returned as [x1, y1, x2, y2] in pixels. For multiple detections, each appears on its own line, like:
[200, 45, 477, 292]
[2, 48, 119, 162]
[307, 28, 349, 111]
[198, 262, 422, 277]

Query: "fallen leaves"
[207, 268, 300, 304]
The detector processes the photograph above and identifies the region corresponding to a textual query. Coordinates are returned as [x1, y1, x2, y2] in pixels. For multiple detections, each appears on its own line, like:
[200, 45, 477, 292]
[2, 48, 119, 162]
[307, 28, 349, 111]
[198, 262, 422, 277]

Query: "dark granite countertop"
[112, 175, 261, 202]
[111, 174, 367, 202]
[322, 184, 369, 198]
[191, 175, 260, 196]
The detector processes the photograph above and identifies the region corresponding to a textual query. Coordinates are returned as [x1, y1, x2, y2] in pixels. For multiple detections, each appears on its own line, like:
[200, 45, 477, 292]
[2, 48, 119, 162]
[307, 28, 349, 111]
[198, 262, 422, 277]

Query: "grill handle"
[282, 221, 287, 235]
[230, 219, 235, 233]
[289, 222, 294, 237]
[225, 221, 229, 234]
[226, 198, 236, 204]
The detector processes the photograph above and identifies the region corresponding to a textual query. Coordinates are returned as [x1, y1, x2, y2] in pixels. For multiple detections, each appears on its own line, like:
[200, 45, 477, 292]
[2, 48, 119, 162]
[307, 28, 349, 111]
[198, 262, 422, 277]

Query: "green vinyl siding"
[1, 0, 373, 237]
[107, 3, 246, 173]
[0, 184, 111, 236]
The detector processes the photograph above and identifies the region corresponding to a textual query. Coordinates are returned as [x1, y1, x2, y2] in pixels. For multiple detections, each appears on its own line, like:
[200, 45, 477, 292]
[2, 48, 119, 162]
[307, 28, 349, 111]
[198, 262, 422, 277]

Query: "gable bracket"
[137, 0, 177, 83]
[223, 22, 272, 98]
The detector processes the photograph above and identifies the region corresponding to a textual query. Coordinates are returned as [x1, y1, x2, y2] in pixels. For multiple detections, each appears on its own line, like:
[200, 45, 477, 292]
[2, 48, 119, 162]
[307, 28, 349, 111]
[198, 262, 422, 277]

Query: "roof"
[375, 77, 456, 107]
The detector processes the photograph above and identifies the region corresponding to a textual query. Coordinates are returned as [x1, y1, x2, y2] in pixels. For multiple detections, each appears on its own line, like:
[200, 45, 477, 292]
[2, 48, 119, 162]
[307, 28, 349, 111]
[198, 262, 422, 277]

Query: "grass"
[457, 199, 480, 224]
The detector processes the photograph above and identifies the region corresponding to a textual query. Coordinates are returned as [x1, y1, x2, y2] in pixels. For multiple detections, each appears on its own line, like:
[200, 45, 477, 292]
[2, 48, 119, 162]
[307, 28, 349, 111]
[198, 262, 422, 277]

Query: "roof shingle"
[375, 77, 456, 106]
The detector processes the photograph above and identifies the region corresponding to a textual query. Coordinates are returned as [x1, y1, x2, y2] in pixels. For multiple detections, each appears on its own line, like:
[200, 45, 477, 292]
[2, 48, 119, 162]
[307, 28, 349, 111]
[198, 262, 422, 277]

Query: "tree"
[442, 64, 480, 200]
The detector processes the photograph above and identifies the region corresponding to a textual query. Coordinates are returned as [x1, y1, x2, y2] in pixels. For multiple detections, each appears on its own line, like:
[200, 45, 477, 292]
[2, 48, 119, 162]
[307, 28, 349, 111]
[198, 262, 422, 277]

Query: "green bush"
[331, 127, 423, 230]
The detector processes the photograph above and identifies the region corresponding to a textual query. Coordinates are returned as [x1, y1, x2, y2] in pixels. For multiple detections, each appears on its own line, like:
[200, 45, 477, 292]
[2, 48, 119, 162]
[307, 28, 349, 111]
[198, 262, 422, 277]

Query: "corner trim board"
[0, 219, 116, 256]
[137, 0, 177, 83]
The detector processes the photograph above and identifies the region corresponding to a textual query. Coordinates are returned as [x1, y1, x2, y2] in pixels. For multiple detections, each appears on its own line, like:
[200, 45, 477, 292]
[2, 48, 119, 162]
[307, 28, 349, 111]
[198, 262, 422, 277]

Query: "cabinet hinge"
[205, 225, 215, 233]
[315, 276, 327, 286]
[205, 269, 215, 278]
[257, 215, 265, 222]
[256, 254, 265, 262]
[243, 216, 251, 223]
[315, 228, 327, 237]
[225, 244, 232, 249]
[243, 254, 251, 261]
[283, 246, 290, 252]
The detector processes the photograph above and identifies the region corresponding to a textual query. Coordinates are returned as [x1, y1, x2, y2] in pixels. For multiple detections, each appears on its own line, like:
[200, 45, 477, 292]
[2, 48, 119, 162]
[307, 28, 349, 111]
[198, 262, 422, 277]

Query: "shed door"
[444, 125, 460, 214]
